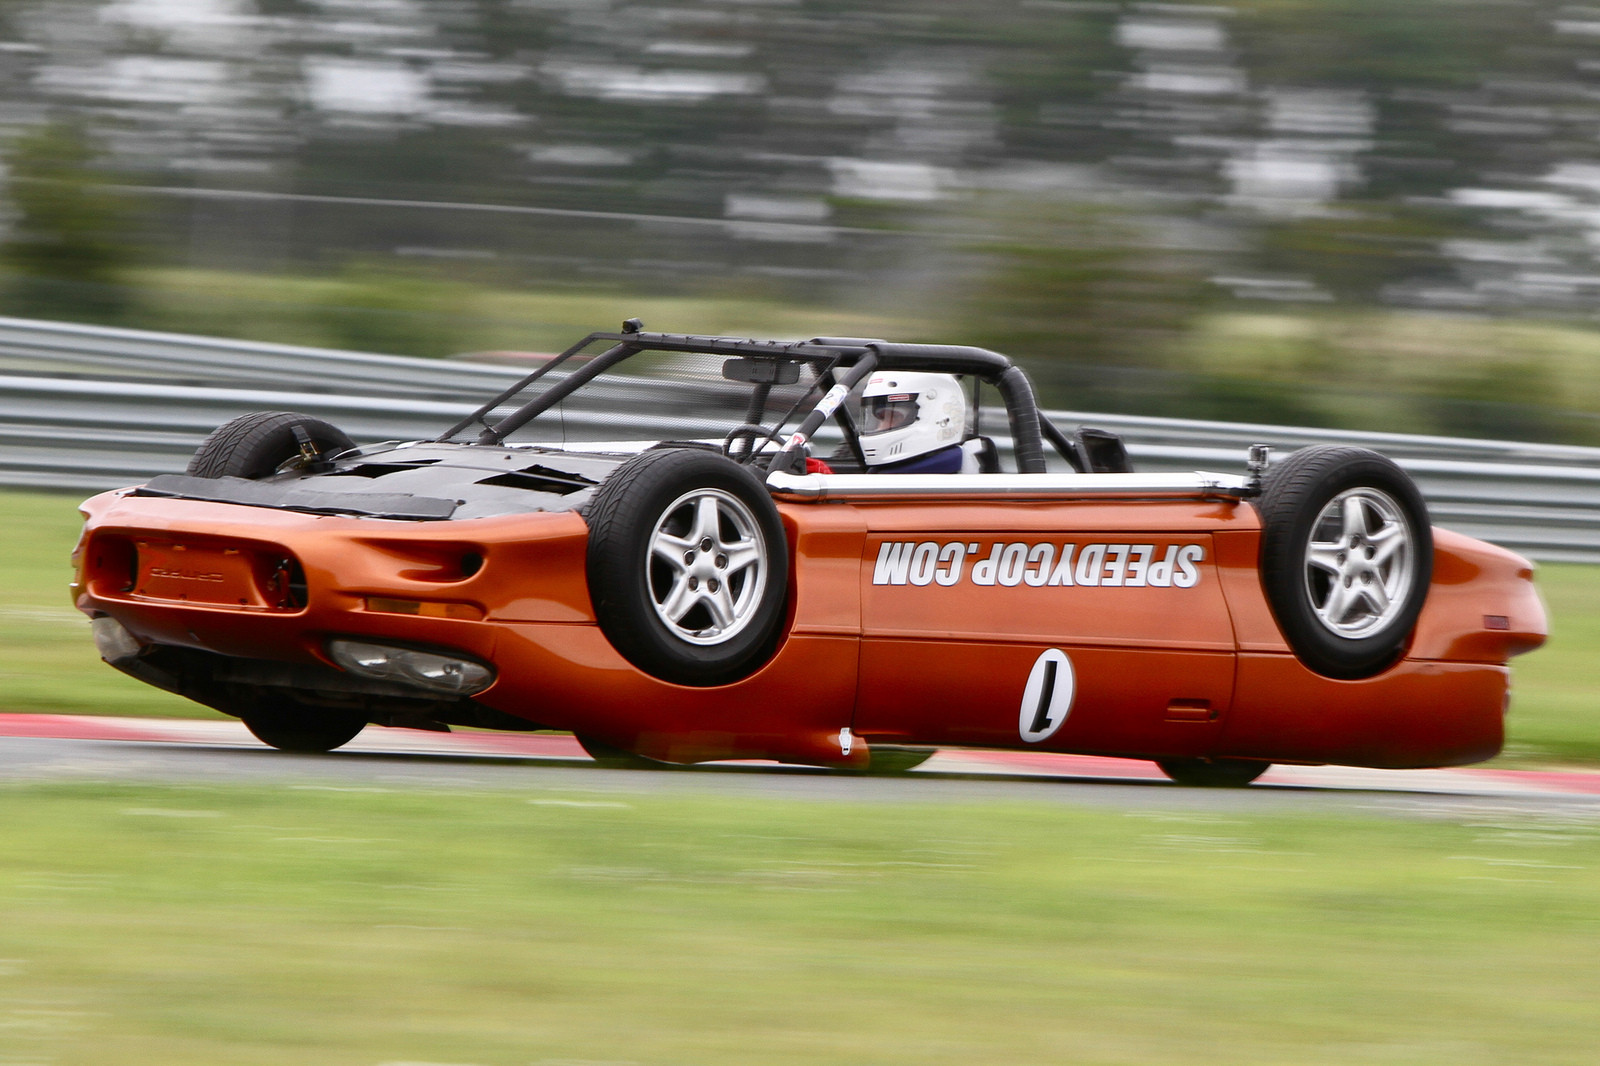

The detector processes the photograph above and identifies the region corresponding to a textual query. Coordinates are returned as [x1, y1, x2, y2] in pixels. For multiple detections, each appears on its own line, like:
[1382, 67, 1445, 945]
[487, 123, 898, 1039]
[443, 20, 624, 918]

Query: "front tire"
[859, 745, 937, 775]
[1255, 446, 1431, 680]
[241, 698, 367, 753]
[585, 448, 789, 686]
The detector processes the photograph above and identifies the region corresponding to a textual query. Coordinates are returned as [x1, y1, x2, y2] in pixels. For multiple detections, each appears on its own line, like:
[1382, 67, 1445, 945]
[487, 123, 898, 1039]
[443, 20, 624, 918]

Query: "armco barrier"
[3, 316, 1598, 562]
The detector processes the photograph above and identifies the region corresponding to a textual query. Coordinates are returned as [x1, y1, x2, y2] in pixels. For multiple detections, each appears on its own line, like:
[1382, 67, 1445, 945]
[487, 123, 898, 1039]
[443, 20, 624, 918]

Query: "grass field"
[0, 489, 196, 718]
[130, 267, 924, 362]
[109, 267, 1600, 443]
[0, 782, 1597, 1065]
[4, 487, 1597, 764]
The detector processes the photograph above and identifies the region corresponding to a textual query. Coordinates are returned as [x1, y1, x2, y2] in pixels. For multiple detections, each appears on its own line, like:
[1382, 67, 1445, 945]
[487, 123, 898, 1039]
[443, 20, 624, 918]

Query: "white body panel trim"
[766, 470, 1254, 500]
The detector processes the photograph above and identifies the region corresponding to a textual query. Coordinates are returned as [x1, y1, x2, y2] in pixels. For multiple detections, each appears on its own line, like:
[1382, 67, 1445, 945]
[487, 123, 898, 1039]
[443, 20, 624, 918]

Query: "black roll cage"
[436, 325, 1088, 474]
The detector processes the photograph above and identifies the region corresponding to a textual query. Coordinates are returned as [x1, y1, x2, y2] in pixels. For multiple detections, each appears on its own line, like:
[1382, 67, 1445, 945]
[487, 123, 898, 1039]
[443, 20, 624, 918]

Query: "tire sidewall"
[585, 447, 790, 686]
[1256, 446, 1432, 680]
[233, 690, 367, 753]
[1156, 757, 1269, 787]
[187, 412, 356, 480]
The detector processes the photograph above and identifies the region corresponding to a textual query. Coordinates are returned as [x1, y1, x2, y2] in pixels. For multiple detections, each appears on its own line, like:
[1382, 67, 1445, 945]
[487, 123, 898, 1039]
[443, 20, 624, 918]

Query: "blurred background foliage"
[6, 1, 1600, 439]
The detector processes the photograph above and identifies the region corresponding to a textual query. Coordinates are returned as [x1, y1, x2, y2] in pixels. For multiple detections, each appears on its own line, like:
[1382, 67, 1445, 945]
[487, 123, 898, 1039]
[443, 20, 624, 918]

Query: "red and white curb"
[3, 713, 1599, 796]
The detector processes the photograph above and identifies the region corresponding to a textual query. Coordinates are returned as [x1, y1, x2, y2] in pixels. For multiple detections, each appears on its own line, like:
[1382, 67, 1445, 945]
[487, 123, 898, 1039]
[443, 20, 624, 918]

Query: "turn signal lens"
[364, 597, 482, 620]
[327, 639, 494, 695]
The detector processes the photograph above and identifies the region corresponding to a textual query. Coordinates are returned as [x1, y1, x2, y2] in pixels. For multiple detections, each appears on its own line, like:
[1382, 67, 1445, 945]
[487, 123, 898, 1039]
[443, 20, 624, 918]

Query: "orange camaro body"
[72, 327, 1546, 780]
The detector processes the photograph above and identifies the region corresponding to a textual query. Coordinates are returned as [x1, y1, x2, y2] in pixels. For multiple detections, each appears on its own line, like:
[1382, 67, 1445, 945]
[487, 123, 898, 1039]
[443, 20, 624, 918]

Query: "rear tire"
[1156, 757, 1269, 788]
[585, 448, 789, 686]
[187, 412, 355, 480]
[574, 734, 670, 769]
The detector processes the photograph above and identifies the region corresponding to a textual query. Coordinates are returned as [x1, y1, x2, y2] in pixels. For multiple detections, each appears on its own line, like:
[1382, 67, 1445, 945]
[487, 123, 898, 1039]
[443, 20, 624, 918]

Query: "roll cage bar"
[437, 321, 1088, 474]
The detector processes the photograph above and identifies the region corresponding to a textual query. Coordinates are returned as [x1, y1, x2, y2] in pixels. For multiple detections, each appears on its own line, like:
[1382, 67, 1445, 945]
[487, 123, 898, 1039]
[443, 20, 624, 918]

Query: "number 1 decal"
[1019, 649, 1075, 744]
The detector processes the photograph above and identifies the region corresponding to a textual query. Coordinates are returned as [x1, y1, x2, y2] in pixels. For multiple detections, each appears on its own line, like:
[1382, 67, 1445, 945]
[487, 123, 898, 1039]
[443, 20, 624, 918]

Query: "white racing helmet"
[857, 371, 966, 467]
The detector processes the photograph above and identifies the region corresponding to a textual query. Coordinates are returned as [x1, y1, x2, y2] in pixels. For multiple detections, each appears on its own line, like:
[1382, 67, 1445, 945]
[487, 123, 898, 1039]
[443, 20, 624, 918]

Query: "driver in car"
[858, 372, 986, 473]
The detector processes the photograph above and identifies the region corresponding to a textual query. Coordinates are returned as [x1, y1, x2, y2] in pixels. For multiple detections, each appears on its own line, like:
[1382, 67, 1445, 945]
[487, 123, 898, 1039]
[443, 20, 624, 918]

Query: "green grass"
[131, 269, 1600, 442]
[1179, 311, 1600, 441]
[1505, 562, 1600, 763]
[4, 487, 1597, 763]
[1, 783, 1598, 1064]
[34, 264, 1600, 443]
[0, 488, 199, 718]
[128, 267, 924, 360]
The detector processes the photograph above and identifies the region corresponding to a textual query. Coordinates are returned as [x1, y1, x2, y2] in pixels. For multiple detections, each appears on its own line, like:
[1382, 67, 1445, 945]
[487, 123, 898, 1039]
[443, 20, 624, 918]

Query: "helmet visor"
[861, 393, 919, 435]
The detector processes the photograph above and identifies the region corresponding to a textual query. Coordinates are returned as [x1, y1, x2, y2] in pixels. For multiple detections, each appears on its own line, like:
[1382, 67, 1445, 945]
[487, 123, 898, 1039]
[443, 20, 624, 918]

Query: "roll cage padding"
[843, 343, 1049, 475]
[995, 366, 1047, 475]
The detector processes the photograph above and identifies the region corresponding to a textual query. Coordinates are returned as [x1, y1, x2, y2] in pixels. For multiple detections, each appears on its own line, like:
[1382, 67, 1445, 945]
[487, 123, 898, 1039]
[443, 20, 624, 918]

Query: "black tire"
[187, 412, 356, 480]
[241, 698, 367, 753]
[1156, 757, 1270, 788]
[1255, 445, 1432, 680]
[585, 447, 789, 686]
[859, 745, 937, 775]
[574, 734, 671, 770]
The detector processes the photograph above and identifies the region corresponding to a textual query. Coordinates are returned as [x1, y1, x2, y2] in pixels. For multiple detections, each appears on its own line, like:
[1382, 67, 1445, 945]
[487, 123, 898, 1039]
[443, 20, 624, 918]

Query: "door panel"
[853, 508, 1239, 755]
[858, 639, 1233, 755]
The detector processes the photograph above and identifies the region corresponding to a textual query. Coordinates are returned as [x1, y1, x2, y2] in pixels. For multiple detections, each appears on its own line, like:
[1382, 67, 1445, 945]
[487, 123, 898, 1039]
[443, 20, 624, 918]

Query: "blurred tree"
[1255, 208, 1457, 304]
[950, 202, 1214, 410]
[7, 0, 1600, 439]
[0, 121, 137, 323]
[1180, 373, 1335, 428]
[1234, 0, 1520, 90]
[306, 262, 473, 358]
[1417, 355, 1566, 442]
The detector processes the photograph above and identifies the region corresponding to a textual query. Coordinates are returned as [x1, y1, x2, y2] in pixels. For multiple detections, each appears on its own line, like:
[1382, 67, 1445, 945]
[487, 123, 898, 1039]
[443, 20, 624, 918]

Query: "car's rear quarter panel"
[77, 490, 873, 768]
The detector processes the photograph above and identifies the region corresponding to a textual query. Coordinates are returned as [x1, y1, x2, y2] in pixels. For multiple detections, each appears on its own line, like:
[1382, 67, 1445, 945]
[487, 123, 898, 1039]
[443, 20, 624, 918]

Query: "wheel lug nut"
[715, 553, 728, 568]
[684, 550, 696, 565]
[708, 578, 720, 592]
[699, 537, 713, 552]
[688, 577, 699, 590]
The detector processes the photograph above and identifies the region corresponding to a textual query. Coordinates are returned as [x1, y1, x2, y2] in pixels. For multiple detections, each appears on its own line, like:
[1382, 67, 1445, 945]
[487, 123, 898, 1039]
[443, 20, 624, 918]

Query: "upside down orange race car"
[72, 323, 1547, 785]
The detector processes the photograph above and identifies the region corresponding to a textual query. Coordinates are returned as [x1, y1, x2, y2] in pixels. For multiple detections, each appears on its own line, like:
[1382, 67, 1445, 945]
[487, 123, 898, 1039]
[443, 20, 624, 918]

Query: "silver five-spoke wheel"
[1304, 487, 1415, 639]
[647, 488, 769, 645]
[1256, 445, 1432, 680]
[586, 447, 790, 685]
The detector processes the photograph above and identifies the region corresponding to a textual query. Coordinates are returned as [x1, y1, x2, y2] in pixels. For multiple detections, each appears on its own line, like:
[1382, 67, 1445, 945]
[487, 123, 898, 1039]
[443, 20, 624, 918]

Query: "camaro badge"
[871, 540, 1205, 588]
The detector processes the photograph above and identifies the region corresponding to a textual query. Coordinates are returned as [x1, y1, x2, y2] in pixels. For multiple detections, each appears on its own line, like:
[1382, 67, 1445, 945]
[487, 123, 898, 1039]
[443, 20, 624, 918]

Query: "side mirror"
[722, 358, 800, 385]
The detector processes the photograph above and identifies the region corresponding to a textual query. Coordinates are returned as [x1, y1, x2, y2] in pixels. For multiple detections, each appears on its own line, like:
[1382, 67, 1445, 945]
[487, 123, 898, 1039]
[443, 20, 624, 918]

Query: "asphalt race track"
[4, 713, 1599, 820]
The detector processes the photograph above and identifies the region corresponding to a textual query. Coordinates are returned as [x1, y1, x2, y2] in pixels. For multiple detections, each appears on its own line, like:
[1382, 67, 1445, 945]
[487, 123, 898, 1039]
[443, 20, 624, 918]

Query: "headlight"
[327, 639, 495, 696]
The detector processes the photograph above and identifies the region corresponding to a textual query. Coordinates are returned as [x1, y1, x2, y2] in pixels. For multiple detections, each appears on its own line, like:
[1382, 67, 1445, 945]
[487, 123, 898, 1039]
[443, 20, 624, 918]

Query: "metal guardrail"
[1046, 411, 1600, 563]
[3, 316, 1599, 562]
